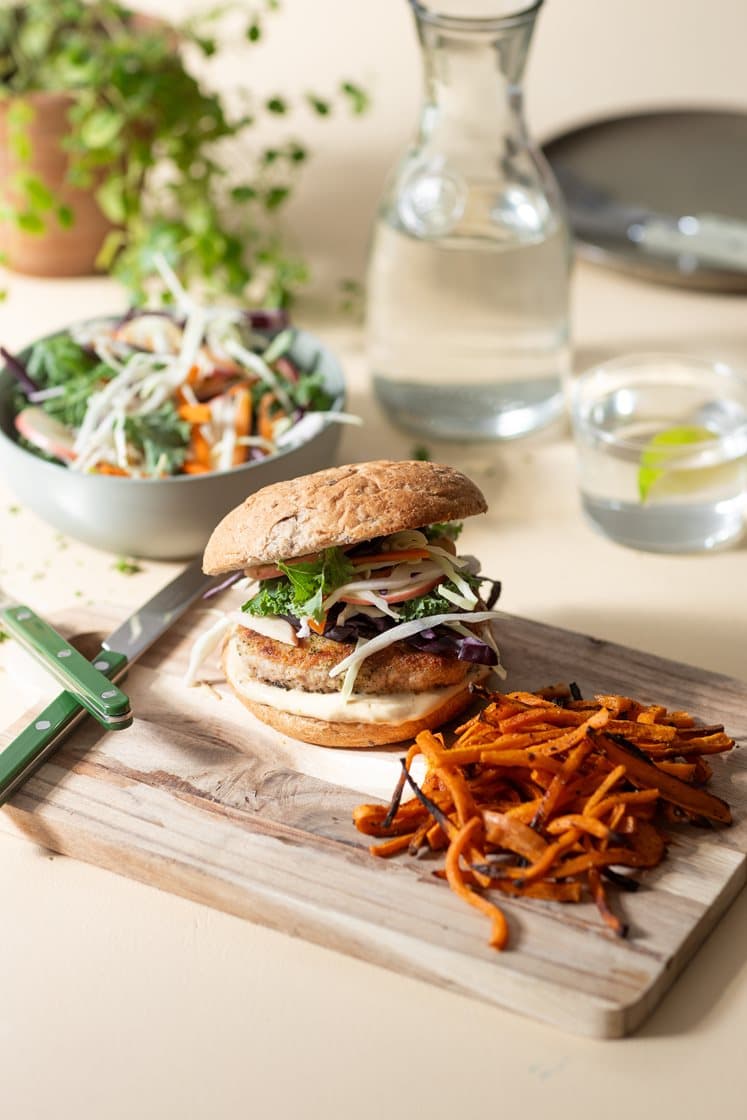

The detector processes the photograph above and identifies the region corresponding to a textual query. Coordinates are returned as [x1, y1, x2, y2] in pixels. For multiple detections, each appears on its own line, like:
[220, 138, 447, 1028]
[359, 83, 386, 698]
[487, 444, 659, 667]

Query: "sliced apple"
[340, 575, 441, 606]
[15, 407, 77, 462]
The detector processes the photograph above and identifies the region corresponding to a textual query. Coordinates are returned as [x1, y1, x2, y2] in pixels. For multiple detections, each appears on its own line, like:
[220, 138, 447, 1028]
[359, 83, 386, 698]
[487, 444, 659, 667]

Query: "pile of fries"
[353, 684, 735, 949]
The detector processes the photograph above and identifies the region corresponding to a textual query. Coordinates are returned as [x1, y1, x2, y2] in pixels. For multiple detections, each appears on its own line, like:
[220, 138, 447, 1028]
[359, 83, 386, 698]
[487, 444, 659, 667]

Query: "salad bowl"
[0, 318, 346, 559]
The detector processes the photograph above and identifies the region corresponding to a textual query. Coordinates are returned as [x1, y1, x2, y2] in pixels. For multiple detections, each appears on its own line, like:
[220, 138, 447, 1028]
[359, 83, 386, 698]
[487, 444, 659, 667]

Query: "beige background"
[1, 1, 747, 1117]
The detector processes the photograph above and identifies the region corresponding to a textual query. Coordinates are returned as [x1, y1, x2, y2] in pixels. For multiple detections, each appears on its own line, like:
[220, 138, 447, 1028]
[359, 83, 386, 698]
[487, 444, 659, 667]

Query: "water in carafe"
[366, 0, 571, 441]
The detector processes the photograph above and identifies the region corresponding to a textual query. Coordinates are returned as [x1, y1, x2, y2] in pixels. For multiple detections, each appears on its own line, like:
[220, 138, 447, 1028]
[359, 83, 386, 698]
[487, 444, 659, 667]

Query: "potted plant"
[0, 0, 367, 304]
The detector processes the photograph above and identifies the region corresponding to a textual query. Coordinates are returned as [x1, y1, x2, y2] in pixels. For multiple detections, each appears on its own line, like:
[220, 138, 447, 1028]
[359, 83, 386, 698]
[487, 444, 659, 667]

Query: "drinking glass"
[570, 354, 747, 553]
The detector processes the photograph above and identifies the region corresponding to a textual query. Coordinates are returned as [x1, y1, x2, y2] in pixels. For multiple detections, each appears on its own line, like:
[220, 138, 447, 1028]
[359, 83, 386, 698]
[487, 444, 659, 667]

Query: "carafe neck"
[412, 1, 539, 138]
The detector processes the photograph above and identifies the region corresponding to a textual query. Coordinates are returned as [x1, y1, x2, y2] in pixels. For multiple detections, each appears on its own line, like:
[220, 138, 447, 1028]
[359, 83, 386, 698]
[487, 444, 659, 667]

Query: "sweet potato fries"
[353, 684, 735, 949]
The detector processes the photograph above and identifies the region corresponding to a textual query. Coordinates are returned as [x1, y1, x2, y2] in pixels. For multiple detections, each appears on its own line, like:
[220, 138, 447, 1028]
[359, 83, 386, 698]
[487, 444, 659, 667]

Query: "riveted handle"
[0, 647, 129, 805]
[0, 606, 132, 728]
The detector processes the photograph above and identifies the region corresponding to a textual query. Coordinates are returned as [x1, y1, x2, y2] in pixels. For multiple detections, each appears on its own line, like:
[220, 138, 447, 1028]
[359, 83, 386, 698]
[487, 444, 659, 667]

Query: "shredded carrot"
[94, 462, 130, 476]
[351, 548, 432, 566]
[178, 403, 212, 424]
[353, 684, 735, 951]
[257, 392, 278, 442]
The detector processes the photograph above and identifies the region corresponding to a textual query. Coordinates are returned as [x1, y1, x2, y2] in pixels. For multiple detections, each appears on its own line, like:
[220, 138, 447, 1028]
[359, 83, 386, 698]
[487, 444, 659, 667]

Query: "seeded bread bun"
[203, 459, 487, 575]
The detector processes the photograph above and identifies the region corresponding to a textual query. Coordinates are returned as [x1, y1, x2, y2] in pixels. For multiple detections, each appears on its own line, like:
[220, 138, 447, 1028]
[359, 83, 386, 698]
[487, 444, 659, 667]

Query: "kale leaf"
[243, 577, 296, 619]
[26, 335, 116, 428]
[423, 521, 463, 542]
[244, 547, 355, 622]
[123, 402, 191, 477]
[394, 581, 464, 622]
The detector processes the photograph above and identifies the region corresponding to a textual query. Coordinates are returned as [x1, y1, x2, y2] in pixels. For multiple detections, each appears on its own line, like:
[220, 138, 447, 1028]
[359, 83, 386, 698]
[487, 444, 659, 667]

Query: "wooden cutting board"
[1, 603, 745, 1038]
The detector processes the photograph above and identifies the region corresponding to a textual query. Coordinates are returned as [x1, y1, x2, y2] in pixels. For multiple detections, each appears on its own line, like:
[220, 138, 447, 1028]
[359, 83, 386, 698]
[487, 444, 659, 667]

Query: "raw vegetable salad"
[3, 263, 353, 479]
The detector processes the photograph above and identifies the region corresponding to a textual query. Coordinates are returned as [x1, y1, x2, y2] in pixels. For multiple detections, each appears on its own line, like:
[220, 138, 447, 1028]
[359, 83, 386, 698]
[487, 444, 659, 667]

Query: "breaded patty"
[232, 626, 471, 694]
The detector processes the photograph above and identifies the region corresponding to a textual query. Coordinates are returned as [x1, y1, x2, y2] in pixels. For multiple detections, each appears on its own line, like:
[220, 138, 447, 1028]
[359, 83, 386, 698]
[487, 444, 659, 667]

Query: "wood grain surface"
[1, 604, 745, 1038]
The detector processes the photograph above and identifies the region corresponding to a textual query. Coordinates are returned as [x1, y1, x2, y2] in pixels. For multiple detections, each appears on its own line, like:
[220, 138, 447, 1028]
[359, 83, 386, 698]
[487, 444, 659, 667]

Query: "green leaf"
[195, 36, 217, 56]
[246, 20, 262, 42]
[114, 557, 143, 575]
[243, 578, 295, 619]
[79, 108, 122, 150]
[15, 210, 45, 234]
[638, 425, 717, 502]
[9, 128, 32, 163]
[265, 96, 287, 115]
[27, 335, 115, 427]
[395, 579, 474, 622]
[230, 185, 257, 203]
[56, 204, 74, 229]
[95, 175, 126, 223]
[306, 94, 330, 116]
[264, 185, 290, 210]
[7, 100, 34, 129]
[340, 80, 369, 115]
[411, 444, 432, 461]
[246, 548, 356, 622]
[124, 403, 191, 477]
[21, 175, 54, 212]
[95, 228, 127, 270]
[424, 521, 463, 542]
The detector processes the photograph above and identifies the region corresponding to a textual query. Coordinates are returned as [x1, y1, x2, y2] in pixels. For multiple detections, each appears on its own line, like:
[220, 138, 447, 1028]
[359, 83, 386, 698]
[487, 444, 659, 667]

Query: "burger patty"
[233, 627, 472, 694]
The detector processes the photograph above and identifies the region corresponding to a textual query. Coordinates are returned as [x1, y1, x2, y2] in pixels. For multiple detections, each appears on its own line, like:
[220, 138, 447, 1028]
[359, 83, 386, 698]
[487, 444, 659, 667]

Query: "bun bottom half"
[228, 683, 477, 748]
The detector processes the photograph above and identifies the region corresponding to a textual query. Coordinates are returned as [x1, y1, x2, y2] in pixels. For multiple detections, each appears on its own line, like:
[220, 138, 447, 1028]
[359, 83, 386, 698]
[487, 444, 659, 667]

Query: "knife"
[554, 164, 747, 273]
[0, 557, 221, 806]
[0, 604, 132, 729]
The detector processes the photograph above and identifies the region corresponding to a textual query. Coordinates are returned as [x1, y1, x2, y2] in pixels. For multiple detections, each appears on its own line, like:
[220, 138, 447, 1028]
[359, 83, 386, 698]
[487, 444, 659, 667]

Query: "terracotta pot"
[0, 90, 113, 277]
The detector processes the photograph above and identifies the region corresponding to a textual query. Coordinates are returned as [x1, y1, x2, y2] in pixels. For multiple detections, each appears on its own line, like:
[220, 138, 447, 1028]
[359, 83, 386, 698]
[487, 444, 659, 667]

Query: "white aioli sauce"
[225, 639, 486, 724]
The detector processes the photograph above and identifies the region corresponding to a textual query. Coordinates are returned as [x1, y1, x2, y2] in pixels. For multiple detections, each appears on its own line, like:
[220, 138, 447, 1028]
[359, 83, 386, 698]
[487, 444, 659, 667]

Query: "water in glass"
[572, 359, 747, 553]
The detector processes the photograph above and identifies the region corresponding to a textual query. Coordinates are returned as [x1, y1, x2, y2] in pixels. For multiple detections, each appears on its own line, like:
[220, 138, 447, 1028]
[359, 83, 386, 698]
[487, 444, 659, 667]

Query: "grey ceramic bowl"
[0, 323, 346, 559]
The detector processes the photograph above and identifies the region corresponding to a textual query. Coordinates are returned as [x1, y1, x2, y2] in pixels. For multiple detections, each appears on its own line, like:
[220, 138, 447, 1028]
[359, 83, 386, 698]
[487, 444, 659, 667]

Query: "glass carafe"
[366, 0, 571, 441]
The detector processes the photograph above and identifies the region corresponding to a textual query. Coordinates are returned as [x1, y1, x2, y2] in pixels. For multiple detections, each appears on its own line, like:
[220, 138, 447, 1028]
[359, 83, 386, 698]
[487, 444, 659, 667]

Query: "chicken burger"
[191, 459, 504, 747]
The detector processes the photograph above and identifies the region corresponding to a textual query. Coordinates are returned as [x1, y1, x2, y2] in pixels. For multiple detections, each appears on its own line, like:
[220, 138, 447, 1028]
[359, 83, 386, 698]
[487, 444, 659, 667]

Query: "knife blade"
[0, 557, 222, 805]
[554, 163, 747, 273]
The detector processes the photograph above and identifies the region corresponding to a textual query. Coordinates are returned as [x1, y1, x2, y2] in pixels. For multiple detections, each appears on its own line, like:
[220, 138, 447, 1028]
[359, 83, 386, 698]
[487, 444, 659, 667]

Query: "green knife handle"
[0, 648, 129, 806]
[0, 606, 131, 727]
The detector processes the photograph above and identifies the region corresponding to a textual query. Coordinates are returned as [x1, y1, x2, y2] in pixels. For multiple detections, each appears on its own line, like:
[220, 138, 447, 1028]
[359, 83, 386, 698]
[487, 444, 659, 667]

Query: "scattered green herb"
[114, 557, 142, 575]
[0, 627, 8, 643]
[8, 505, 20, 514]
[412, 445, 432, 461]
[339, 277, 364, 318]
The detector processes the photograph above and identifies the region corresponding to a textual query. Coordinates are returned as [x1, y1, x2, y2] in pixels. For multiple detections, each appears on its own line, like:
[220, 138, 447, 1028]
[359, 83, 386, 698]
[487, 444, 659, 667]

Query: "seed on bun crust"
[202, 459, 487, 575]
[193, 460, 503, 748]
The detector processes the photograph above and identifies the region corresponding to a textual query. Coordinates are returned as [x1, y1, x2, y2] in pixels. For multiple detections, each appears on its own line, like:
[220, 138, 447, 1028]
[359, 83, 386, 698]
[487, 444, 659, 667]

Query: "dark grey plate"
[544, 108, 747, 292]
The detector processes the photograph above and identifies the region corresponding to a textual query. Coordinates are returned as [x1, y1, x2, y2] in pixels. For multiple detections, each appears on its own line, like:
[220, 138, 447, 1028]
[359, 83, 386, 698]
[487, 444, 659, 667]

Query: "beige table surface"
[1, 2, 747, 1117]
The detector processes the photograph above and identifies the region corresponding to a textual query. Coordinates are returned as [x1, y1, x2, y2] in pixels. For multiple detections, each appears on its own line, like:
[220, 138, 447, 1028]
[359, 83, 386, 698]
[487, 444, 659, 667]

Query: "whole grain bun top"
[202, 460, 487, 574]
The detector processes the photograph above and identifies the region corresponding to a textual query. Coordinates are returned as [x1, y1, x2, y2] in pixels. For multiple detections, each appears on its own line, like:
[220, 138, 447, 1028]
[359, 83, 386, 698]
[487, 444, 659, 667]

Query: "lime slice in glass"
[638, 425, 718, 503]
